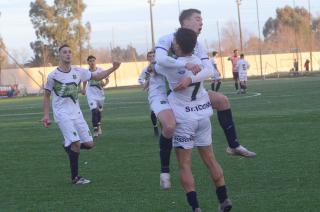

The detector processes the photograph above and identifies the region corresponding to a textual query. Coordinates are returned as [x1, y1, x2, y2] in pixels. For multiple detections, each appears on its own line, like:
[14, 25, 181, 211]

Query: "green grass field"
[0, 76, 319, 212]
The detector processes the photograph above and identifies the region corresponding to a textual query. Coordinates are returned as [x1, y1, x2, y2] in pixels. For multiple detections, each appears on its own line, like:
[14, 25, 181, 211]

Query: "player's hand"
[80, 89, 86, 95]
[143, 81, 150, 91]
[174, 77, 192, 91]
[185, 63, 201, 75]
[112, 61, 121, 70]
[41, 116, 51, 128]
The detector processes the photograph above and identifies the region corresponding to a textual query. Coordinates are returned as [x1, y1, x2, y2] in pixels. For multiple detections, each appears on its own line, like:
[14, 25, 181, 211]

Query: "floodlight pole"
[236, 0, 243, 52]
[77, 0, 82, 67]
[178, 0, 181, 14]
[308, 0, 313, 71]
[256, 0, 263, 78]
[148, 0, 156, 49]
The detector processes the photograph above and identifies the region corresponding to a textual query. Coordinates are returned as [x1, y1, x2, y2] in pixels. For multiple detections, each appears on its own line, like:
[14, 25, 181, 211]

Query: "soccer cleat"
[72, 176, 91, 185]
[93, 127, 99, 137]
[218, 198, 232, 212]
[160, 173, 171, 189]
[153, 126, 159, 137]
[226, 145, 256, 158]
[194, 208, 202, 212]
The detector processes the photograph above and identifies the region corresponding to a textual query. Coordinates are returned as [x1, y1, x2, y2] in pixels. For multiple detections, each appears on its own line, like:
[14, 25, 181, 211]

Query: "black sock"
[217, 109, 240, 148]
[65, 146, 79, 180]
[91, 109, 100, 128]
[97, 108, 102, 124]
[216, 185, 228, 203]
[211, 82, 215, 91]
[151, 111, 157, 127]
[159, 134, 172, 173]
[235, 82, 239, 90]
[216, 81, 221, 92]
[186, 191, 199, 210]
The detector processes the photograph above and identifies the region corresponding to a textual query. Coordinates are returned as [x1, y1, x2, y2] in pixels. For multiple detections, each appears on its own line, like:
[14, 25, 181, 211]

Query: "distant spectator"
[304, 59, 310, 71]
[293, 59, 299, 76]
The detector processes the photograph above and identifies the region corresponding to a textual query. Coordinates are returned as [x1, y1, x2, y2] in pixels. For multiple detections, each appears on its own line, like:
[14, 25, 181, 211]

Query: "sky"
[1, 0, 320, 62]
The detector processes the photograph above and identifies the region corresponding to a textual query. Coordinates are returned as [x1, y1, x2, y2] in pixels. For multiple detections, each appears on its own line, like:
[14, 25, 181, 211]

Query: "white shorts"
[149, 94, 171, 116]
[173, 118, 212, 149]
[211, 71, 221, 81]
[57, 116, 93, 147]
[239, 72, 247, 81]
[87, 97, 105, 111]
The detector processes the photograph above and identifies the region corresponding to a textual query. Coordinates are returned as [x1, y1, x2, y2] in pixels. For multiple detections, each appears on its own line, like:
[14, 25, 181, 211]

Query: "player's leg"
[232, 72, 239, 91]
[211, 80, 215, 91]
[97, 100, 104, 135]
[195, 118, 232, 211]
[174, 122, 200, 211]
[157, 108, 176, 189]
[216, 80, 222, 92]
[75, 115, 95, 150]
[89, 100, 99, 137]
[57, 119, 90, 184]
[150, 110, 159, 136]
[207, 91, 256, 157]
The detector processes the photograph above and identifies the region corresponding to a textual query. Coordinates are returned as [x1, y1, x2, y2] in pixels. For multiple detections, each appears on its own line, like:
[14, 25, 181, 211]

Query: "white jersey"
[86, 67, 106, 102]
[211, 58, 221, 80]
[45, 66, 92, 122]
[156, 55, 213, 123]
[236, 59, 250, 81]
[155, 33, 214, 73]
[138, 66, 151, 87]
[147, 73, 167, 103]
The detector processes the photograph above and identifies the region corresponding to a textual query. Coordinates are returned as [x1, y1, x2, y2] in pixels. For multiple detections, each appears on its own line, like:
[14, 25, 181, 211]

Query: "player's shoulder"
[156, 33, 174, 49]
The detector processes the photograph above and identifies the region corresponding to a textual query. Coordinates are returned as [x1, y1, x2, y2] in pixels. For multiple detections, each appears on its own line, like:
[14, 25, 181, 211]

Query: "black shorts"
[232, 72, 239, 80]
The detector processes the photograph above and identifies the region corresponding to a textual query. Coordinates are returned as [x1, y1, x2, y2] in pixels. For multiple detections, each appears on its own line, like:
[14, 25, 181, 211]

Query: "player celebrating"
[138, 50, 159, 136]
[42, 44, 120, 184]
[153, 8, 256, 189]
[156, 28, 232, 212]
[82, 55, 109, 137]
[211, 51, 222, 92]
[236, 53, 250, 94]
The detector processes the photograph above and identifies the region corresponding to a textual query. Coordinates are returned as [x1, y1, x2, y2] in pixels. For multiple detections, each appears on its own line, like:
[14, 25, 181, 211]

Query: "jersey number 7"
[189, 82, 200, 101]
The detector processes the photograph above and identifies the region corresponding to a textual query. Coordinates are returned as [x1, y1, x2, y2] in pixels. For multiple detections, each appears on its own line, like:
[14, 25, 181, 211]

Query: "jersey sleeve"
[78, 68, 92, 82]
[155, 34, 186, 69]
[44, 72, 54, 92]
[138, 67, 147, 86]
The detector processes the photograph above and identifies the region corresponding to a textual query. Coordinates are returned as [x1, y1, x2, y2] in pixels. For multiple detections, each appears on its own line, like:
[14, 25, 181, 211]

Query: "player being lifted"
[156, 27, 232, 212]
[153, 8, 256, 189]
[235, 53, 250, 94]
[211, 51, 222, 92]
[82, 55, 109, 137]
[42, 44, 121, 184]
[138, 50, 159, 136]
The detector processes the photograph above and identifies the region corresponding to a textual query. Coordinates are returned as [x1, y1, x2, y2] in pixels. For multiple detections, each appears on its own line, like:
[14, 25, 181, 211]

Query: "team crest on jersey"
[178, 69, 186, 75]
[72, 74, 77, 79]
[160, 100, 167, 104]
[73, 131, 77, 136]
[53, 79, 80, 103]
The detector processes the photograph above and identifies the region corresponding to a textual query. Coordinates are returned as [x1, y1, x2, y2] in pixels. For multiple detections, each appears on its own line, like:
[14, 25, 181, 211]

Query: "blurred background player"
[138, 50, 159, 137]
[211, 51, 222, 92]
[156, 28, 232, 212]
[42, 44, 120, 185]
[82, 55, 109, 138]
[228, 49, 240, 92]
[236, 53, 250, 94]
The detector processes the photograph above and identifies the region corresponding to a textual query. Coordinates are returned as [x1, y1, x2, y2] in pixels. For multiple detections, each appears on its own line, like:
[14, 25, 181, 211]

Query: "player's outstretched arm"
[91, 62, 121, 81]
[42, 90, 52, 128]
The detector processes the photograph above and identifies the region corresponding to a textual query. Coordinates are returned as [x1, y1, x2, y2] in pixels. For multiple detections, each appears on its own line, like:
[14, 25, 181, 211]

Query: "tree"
[29, 0, 91, 66]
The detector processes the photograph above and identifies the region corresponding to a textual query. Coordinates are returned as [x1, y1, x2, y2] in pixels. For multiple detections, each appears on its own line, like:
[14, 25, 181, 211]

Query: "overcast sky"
[1, 0, 320, 61]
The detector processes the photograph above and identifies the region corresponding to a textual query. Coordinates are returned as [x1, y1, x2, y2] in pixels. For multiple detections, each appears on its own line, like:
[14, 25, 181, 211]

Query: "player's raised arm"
[91, 62, 121, 81]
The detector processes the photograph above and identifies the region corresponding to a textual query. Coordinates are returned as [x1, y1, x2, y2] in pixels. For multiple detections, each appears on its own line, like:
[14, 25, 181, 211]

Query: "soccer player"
[42, 44, 120, 184]
[156, 27, 232, 212]
[82, 55, 109, 137]
[154, 8, 256, 189]
[138, 50, 159, 136]
[236, 53, 250, 94]
[211, 51, 222, 92]
[228, 49, 240, 92]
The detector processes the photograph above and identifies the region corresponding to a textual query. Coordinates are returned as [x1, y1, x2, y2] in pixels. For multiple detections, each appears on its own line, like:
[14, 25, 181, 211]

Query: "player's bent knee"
[208, 91, 230, 110]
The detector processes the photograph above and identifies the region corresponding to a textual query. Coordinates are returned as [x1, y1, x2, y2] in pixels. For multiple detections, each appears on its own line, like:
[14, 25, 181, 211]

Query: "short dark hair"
[58, 44, 70, 52]
[212, 51, 218, 56]
[233, 49, 238, 53]
[147, 50, 155, 56]
[179, 9, 201, 25]
[240, 53, 244, 58]
[175, 28, 197, 55]
[87, 55, 96, 61]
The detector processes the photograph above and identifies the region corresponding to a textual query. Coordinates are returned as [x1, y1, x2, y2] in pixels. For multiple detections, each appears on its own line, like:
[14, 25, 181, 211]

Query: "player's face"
[182, 12, 203, 35]
[147, 53, 155, 63]
[59, 47, 72, 64]
[87, 58, 96, 70]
